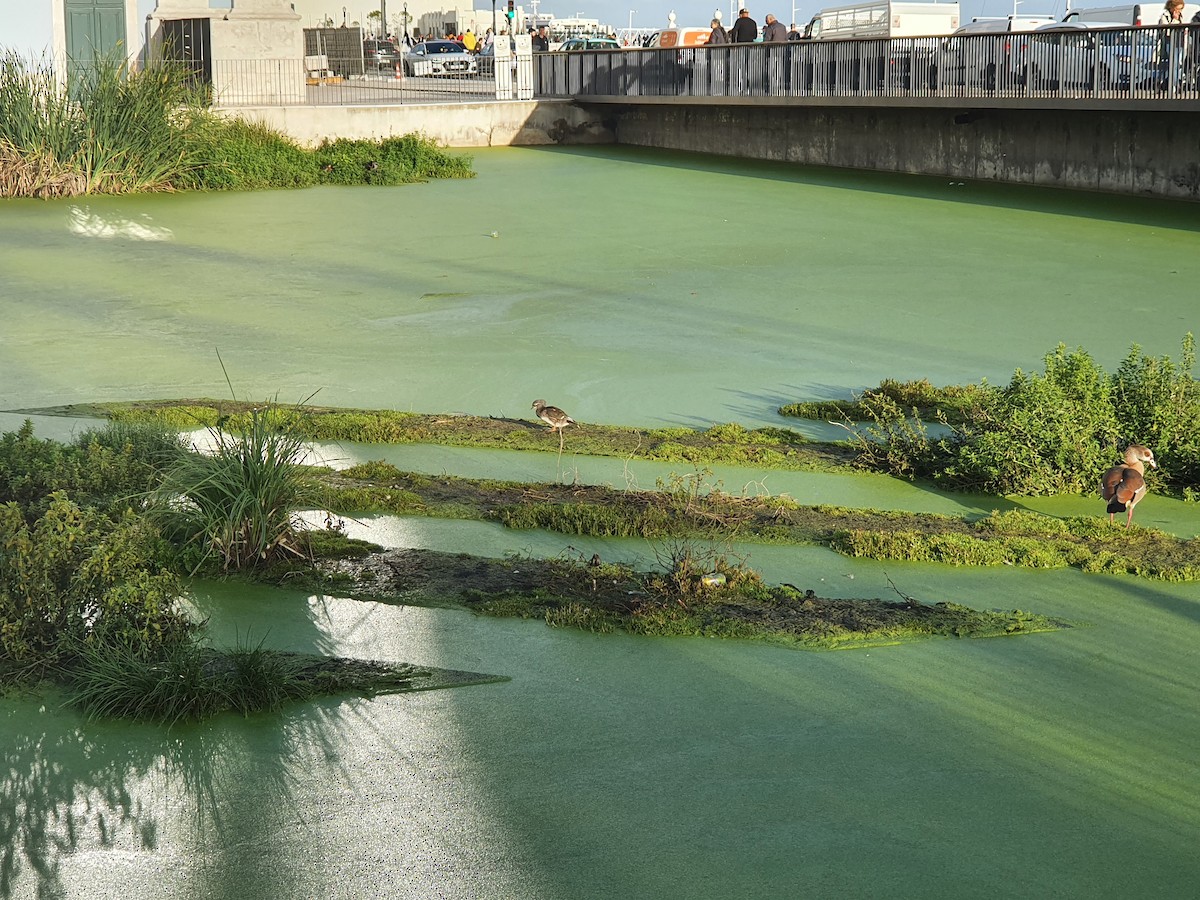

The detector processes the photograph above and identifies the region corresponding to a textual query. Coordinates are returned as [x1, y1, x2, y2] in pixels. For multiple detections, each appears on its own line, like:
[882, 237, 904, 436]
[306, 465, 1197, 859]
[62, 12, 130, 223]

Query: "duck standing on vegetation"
[1100, 444, 1156, 526]
[531, 400, 574, 433]
[532, 399, 575, 451]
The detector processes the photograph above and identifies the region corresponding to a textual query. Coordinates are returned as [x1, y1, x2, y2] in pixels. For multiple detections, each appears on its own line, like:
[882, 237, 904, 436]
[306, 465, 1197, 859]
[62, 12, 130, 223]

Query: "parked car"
[1024, 21, 1158, 90]
[556, 37, 622, 51]
[1062, 3, 1200, 27]
[931, 15, 1058, 89]
[363, 39, 402, 71]
[404, 41, 479, 76]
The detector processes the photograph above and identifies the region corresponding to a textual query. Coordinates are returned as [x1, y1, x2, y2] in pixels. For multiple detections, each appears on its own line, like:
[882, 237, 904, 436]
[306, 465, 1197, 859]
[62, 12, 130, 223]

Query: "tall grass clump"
[0, 51, 202, 196]
[150, 405, 321, 571]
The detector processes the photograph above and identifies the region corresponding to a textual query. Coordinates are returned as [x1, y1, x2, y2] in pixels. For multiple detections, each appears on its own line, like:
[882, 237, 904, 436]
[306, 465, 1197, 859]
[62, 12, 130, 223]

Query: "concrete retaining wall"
[584, 102, 1200, 200]
[225, 99, 613, 148]
[225, 99, 1199, 200]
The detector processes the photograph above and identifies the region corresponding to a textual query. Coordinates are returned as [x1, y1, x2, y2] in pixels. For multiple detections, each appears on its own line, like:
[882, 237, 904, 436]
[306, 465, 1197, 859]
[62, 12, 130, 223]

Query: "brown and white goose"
[532, 399, 575, 451]
[1100, 444, 1156, 527]
[531, 399, 574, 433]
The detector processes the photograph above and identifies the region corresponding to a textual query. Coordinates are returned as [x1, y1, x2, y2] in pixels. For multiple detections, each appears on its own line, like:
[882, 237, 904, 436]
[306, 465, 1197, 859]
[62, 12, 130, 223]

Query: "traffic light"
[506, 0, 514, 19]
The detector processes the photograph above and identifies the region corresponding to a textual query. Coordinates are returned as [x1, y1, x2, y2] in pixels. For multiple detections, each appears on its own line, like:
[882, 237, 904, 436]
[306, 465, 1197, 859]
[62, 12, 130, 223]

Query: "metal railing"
[182, 56, 509, 107]
[533, 24, 1200, 103]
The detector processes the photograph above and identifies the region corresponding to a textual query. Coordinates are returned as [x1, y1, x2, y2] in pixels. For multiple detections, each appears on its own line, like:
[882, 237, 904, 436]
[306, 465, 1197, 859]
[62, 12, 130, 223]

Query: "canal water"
[2, 147, 1200, 899]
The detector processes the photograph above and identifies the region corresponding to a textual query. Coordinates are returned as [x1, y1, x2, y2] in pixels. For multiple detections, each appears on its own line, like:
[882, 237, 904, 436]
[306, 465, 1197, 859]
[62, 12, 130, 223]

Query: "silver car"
[404, 41, 479, 77]
[1024, 22, 1157, 90]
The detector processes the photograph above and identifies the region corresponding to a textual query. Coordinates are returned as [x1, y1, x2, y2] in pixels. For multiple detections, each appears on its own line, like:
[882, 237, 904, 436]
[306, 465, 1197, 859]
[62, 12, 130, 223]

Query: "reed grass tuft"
[150, 405, 321, 572]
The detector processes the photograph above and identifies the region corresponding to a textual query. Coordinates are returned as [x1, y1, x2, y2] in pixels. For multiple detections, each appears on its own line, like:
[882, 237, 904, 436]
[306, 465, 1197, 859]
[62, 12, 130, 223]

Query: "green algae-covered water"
[3, 148, 1200, 899]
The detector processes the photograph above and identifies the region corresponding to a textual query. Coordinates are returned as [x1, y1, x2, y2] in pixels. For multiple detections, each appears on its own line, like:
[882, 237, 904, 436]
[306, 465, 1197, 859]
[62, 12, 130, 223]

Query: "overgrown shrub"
[313, 133, 474, 185]
[0, 420, 184, 520]
[1111, 334, 1200, 485]
[0, 495, 193, 678]
[844, 341, 1200, 496]
[180, 115, 317, 191]
[945, 344, 1119, 495]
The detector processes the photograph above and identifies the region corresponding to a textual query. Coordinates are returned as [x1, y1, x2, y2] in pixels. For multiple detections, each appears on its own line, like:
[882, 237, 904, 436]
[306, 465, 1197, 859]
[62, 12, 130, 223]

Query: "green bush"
[181, 116, 317, 191]
[0, 495, 192, 678]
[946, 344, 1119, 495]
[0, 420, 183, 520]
[313, 134, 473, 185]
[1111, 335, 1200, 485]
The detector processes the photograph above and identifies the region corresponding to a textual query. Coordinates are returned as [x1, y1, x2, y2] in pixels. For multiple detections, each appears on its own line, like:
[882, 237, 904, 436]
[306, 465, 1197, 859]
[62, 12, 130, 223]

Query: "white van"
[932, 13, 1058, 87]
[956, 14, 1058, 33]
[1062, 4, 1200, 26]
[803, 1, 961, 39]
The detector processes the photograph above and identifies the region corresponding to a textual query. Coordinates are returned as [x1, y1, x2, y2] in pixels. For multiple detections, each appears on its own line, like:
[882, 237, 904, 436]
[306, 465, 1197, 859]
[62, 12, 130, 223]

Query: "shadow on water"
[422, 599, 1200, 898]
[0, 696, 354, 900]
[524, 136, 1200, 233]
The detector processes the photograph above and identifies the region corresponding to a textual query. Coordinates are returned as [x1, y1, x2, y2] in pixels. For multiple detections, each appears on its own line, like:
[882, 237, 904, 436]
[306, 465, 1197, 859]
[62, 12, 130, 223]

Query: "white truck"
[802, 1, 961, 40]
[800, 1, 961, 90]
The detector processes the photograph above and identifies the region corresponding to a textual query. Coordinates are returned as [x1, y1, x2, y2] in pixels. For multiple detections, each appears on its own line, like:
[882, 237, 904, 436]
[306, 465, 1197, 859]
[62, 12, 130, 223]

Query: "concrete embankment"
[231, 98, 1199, 200]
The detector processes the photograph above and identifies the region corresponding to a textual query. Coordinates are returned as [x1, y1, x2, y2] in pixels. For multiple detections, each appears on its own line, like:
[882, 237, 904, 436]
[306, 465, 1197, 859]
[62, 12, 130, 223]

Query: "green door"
[64, 0, 126, 60]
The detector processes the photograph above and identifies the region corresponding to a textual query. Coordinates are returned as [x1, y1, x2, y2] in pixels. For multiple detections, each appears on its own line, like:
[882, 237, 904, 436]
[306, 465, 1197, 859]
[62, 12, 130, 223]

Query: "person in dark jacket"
[707, 17, 729, 43]
[729, 8, 758, 42]
[762, 14, 787, 41]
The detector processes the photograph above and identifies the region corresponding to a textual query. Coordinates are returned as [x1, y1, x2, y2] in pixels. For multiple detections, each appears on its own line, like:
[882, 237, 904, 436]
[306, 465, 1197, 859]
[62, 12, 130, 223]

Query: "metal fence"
[192, 56, 510, 107]
[534, 24, 1200, 103]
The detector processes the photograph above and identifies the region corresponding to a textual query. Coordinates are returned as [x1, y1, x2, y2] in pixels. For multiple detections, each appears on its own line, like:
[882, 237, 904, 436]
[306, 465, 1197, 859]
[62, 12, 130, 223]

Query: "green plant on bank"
[0, 51, 474, 197]
[149, 405, 322, 572]
[830, 337, 1200, 497]
[465, 547, 1066, 649]
[0, 51, 202, 196]
[179, 124, 474, 192]
[96, 400, 848, 473]
[179, 116, 316, 191]
[63, 634, 425, 723]
[0, 419, 186, 520]
[780, 378, 992, 425]
[317, 463, 1200, 581]
[0, 494, 194, 680]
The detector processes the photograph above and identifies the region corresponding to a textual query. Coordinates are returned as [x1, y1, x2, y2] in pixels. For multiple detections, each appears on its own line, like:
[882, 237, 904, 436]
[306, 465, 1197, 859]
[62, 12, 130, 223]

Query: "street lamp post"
[492, 0, 497, 36]
[381, 0, 387, 37]
[628, 9, 635, 29]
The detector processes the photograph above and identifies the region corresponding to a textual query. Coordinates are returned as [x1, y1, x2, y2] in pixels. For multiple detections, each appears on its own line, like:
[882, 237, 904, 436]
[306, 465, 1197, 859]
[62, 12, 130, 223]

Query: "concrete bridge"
[228, 29, 1200, 200]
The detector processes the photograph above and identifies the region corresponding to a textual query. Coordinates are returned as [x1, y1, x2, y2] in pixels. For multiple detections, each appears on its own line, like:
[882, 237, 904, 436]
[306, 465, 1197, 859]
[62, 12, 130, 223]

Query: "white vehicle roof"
[955, 14, 1057, 33]
[1061, 4, 1200, 25]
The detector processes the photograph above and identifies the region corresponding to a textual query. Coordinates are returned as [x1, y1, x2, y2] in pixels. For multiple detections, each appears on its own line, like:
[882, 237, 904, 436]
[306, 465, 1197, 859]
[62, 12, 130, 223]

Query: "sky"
[2, 0, 1075, 54]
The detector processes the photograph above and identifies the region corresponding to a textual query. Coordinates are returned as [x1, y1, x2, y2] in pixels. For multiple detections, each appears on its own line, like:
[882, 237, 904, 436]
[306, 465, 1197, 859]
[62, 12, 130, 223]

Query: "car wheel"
[928, 65, 939, 90]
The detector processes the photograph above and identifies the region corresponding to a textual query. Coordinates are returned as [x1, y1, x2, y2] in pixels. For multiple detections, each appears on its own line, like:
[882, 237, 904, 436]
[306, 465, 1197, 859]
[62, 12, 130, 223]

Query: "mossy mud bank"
[313, 547, 1068, 651]
[314, 464, 1200, 581]
[21, 399, 1200, 580]
[22, 399, 854, 472]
